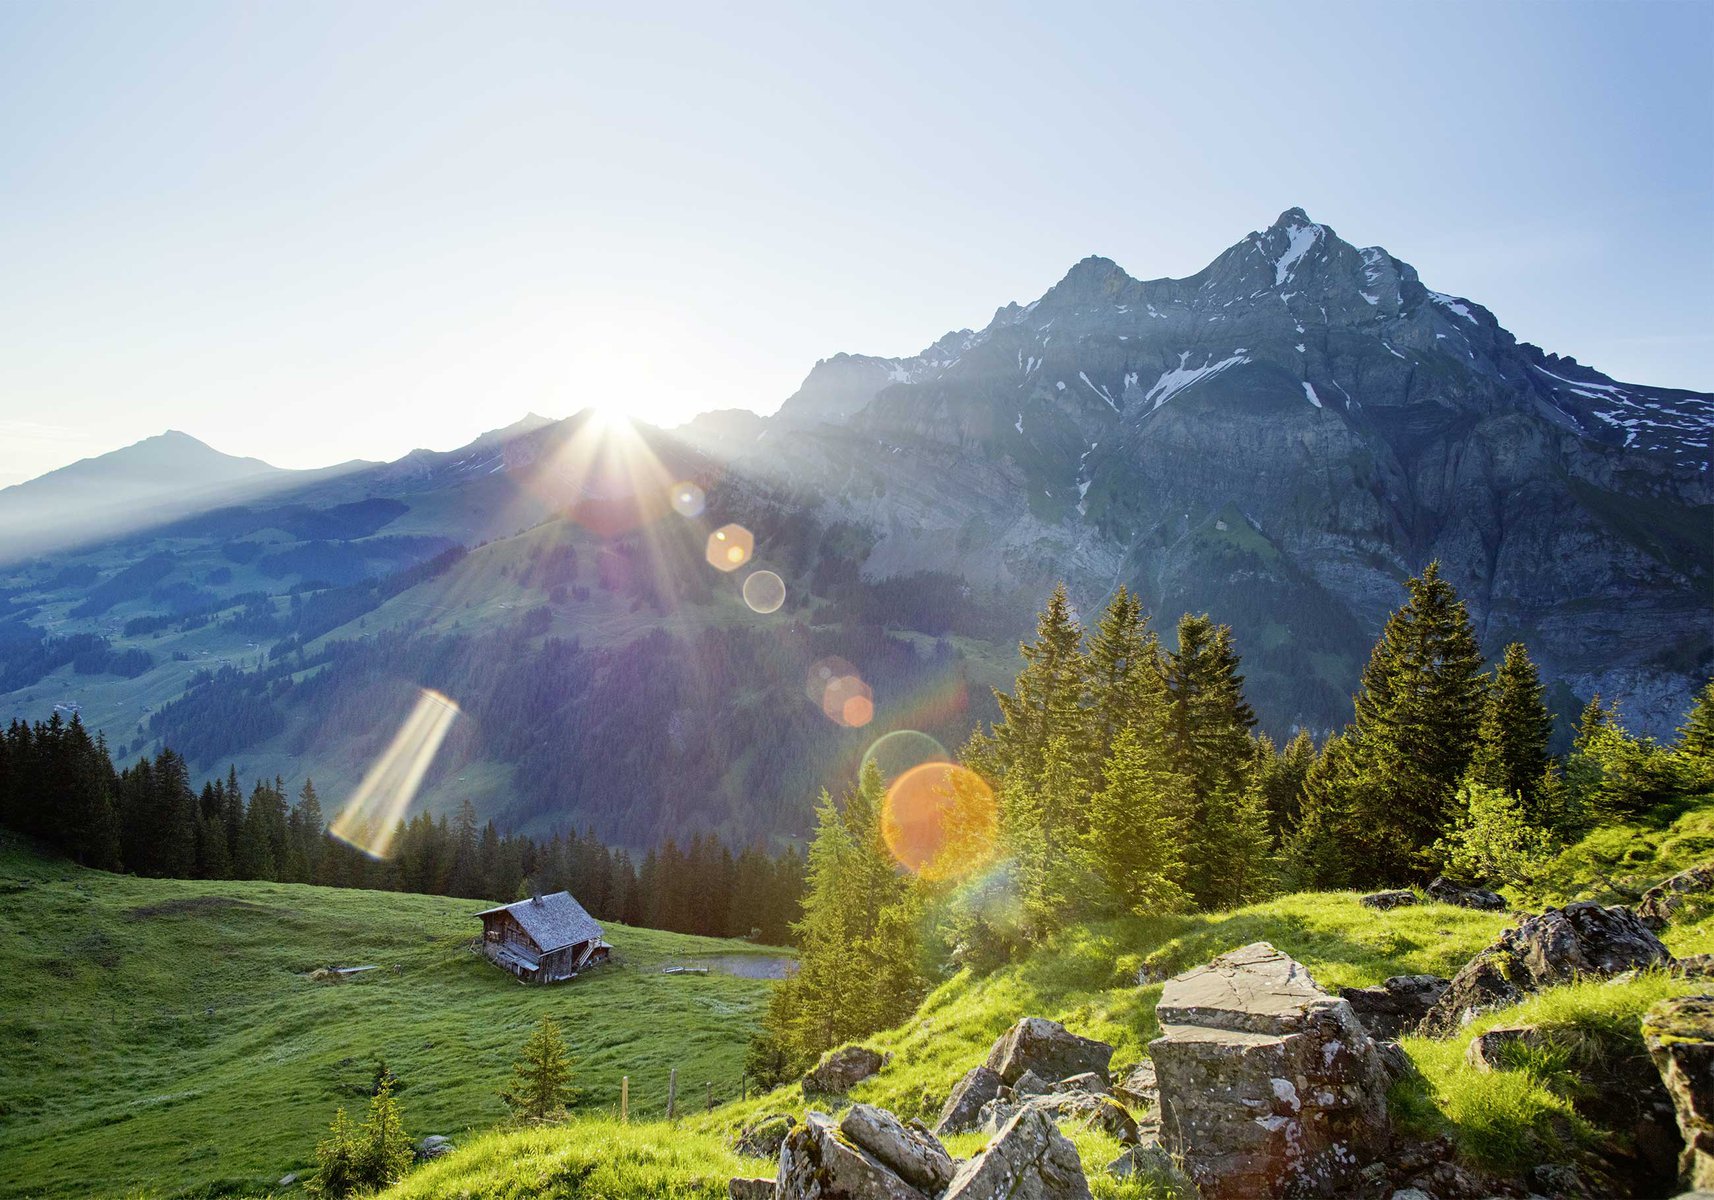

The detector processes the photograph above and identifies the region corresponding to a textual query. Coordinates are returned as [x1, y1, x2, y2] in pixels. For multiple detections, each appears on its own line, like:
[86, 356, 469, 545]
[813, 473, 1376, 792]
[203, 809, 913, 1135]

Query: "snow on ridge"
[1274, 222, 1322, 287]
[1144, 351, 1251, 410]
[1302, 382, 1323, 409]
[1429, 292, 1477, 323]
[1532, 363, 1625, 397]
[1079, 371, 1121, 411]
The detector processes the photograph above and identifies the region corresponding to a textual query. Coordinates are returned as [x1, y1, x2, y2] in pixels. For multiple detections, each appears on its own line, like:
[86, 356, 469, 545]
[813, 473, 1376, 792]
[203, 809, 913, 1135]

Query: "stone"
[1528, 1162, 1582, 1195]
[1026, 1092, 1140, 1145]
[1640, 865, 1714, 930]
[1418, 902, 1673, 1036]
[1012, 1069, 1051, 1098]
[803, 1045, 888, 1094]
[735, 1114, 797, 1160]
[415, 1134, 454, 1161]
[1679, 954, 1714, 980]
[1645, 995, 1714, 1191]
[1465, 1026, 1547, 1072]
[1361, 889, 1418, 910]
[984, 1017, 1114, 1085]
[839, 1104, 957, 1195]
[1389, 1189, 1433, 1200]
[1105, 1142, 1193, 1191]
[777, 1111, 929, 1200]
[1427, 877, 1507, 911]
[1053, 1072, 1108, 1096]
[1111, 1060, 1157, 1108]
[1148, 942, 1393, 1200]
[278, 1174, 301, 1188]
[936, 1065, 1004, 1136]
[730, 1179, 777, 1200]
[941, 1106, 1092, 1200]
[1340, 974, 1450, 1039]
[1376, 1039, 1413, 1084]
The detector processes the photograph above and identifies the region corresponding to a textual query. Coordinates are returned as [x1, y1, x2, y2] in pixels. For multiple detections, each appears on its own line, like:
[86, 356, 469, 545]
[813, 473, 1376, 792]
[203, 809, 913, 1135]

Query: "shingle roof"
[476, 891, 603, 952]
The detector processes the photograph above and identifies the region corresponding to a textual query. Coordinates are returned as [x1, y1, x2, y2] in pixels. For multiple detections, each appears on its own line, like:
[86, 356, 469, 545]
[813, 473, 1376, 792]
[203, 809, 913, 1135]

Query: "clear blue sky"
[1, 0, 1708, 484]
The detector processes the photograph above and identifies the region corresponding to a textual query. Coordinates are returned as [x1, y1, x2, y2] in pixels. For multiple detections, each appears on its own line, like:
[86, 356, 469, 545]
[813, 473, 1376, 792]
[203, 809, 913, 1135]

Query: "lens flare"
[706, 524, 754, 572]
[669, 481, 706, 518]
[882, 762, 998, 880]
[806, 656, 873, 727]
[742, 569, 786, 613]
[330, 688, 461, 859]
[861, 729, 951, 783]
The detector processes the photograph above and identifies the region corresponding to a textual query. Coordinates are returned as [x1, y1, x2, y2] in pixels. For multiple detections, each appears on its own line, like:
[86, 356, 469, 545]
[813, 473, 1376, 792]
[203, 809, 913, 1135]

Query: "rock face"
[941, 1106, 1092, 1200]
[838, 1105, 957, 1195]
[1359, 889, 1417, 910]
[735, 1114, 797, 1160]
[803, 1045, 887, 1094]
[1111, 1060, 1157, 1108]
[935, 1065, 1004, 1136]
[730, 1179, 776, 1200]
[983, 1018, 1114, 1085]
[1645, 995, 1714, 1190]
[1425, 877, 1507, 911]
[1640, 865, 1714, 929]
[1338, 975, 1449, 1039]
[1148, 942, 1392, 1199]
[1418, 902, 1673, 1036]
[776, 1111, 929, 1200]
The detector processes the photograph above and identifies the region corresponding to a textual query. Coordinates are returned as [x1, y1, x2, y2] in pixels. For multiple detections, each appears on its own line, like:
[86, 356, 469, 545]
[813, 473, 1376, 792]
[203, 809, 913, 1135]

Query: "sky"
[0, 1, 1709, 486]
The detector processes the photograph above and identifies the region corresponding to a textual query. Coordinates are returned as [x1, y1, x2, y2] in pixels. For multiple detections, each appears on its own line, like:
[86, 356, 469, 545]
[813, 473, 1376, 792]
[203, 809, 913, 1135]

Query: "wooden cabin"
[476, 891, 611, 984]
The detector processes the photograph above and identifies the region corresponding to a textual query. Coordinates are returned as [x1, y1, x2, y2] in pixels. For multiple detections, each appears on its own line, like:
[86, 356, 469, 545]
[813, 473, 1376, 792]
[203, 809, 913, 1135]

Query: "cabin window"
[485, 929, 499, 942]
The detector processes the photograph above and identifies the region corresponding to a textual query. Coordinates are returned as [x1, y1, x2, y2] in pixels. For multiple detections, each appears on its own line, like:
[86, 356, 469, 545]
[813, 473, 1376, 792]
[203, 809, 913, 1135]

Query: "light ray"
[330, 688, 461, 858]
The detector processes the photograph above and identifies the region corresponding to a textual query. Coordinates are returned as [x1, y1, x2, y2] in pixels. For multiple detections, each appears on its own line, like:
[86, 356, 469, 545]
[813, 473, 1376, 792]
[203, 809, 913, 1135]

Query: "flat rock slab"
[1155, 942, 1339, 1036]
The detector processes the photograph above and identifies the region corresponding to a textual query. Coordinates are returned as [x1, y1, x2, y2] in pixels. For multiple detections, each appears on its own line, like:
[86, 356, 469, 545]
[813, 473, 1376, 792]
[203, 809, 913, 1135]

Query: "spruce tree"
[501, 1014, 578, 1122]
[985, 583, 1087, 783]
[1343, 563, 1487, 882]
[1468, 643, 1553, 817]
[357, 1078, 413, 1190]
[1084, 726, 1187, 914]
[1081, 586, 1166, 782]
[1676, 681, 1714, 788]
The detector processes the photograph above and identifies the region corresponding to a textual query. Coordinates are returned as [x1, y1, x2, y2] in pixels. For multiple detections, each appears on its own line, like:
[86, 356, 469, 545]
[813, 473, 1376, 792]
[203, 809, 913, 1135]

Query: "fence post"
[666, 1067, 678, 1119]
[620, 1075, 629, 1123]
[705, 1081, 714, 1112]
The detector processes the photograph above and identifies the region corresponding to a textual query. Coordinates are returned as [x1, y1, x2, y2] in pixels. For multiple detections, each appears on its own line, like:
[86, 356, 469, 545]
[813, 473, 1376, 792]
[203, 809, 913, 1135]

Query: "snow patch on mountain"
[1275, 222, 1321, 286]
[1145, 352, 1251, 410]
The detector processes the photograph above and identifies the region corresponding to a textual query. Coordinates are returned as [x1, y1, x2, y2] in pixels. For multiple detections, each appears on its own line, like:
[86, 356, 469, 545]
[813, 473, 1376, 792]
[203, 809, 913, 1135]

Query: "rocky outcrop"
[1148, 942, 1392, 1199]
[1418, 902, 1673, 1036]
[735, 1114, 797, 1160]
[1339, 974, 1449, 1039]
[776, 1111, 930, 1200]
[1360, 889, 1417, 910]
[803, 1045, 887, 1094]
[1640, 865, 1714, 930]
[941, 1106, 1091, 1200]
[839, 1105, 957, 1195]
[1426, 877, 1507, 911]
[1111, 1060, 1157, 1109]
[983, 1018, 1113, 1085]
[1645, 995, 1714, 1191]
[415, 1134, 453, 1161]
[935, 1066, 1003, 1136]
[730, 1179, 776, 1200]
[1464, 1026, 1546, 1072]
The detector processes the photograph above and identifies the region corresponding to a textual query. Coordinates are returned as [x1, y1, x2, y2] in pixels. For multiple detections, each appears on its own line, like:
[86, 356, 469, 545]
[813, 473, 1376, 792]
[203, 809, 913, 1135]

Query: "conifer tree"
[1081, 586, 1166, 782]
[1195, 779, 1275, 908]
[1468, 643, 1553, 816]
[1676, 681, 1714, 788]
[1084, 726, 1187, 914]
[985, 583, 1087, 783]
[307, 1107, 363, 1199]
[1253, 729, 1316, 839]
[1284, 733, 1366, 889]
[357, 1078, 413, 1190]
[1433, 781, 1552, 889]
[1342, 563, 1488, 881]
[501, 1014, 578, 1122]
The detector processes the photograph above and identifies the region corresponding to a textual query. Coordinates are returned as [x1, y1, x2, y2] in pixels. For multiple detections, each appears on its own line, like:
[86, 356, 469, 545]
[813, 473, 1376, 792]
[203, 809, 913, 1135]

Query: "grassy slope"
[396, 795, 1714, 1199]
[0, 836, 789, 1200]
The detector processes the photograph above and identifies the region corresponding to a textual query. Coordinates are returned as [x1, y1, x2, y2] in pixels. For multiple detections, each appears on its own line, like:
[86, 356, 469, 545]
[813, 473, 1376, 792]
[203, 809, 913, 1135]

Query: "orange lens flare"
[882, 762, 997, 880]
[329, 688, 461, 859]
[706, 523, 754, 572]
[806, 656, 873, 727]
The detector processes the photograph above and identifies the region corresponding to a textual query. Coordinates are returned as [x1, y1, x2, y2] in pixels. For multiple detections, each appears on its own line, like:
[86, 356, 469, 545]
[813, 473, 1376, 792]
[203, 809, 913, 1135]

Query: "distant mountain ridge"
[1, 208, 1708, 846]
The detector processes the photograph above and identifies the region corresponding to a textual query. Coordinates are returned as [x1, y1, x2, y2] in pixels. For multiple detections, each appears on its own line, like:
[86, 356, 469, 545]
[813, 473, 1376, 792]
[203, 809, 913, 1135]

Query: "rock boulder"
[777, 1111, 929, 1200]
[803, 1045, 888, 1095]
[983, 1017, 1113, 1085]
[1148, 942, 1392, 1200]
[730, 1179, 776, 1200]
[1418, 902, 1673, 1036]
[935, 1065, 1004, 1136]
[942, 1106, 1092, 1200]
[1426, 877, 1507, 910]
[735, 1114, 797, 1160]
[1645, 995, 1714, 1191]
[1640, 865, 1714, 930]
[1338, 974, 1449, 1040]
[1359, 889, 1417, 910]
[838, 1104, 957, 1195]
